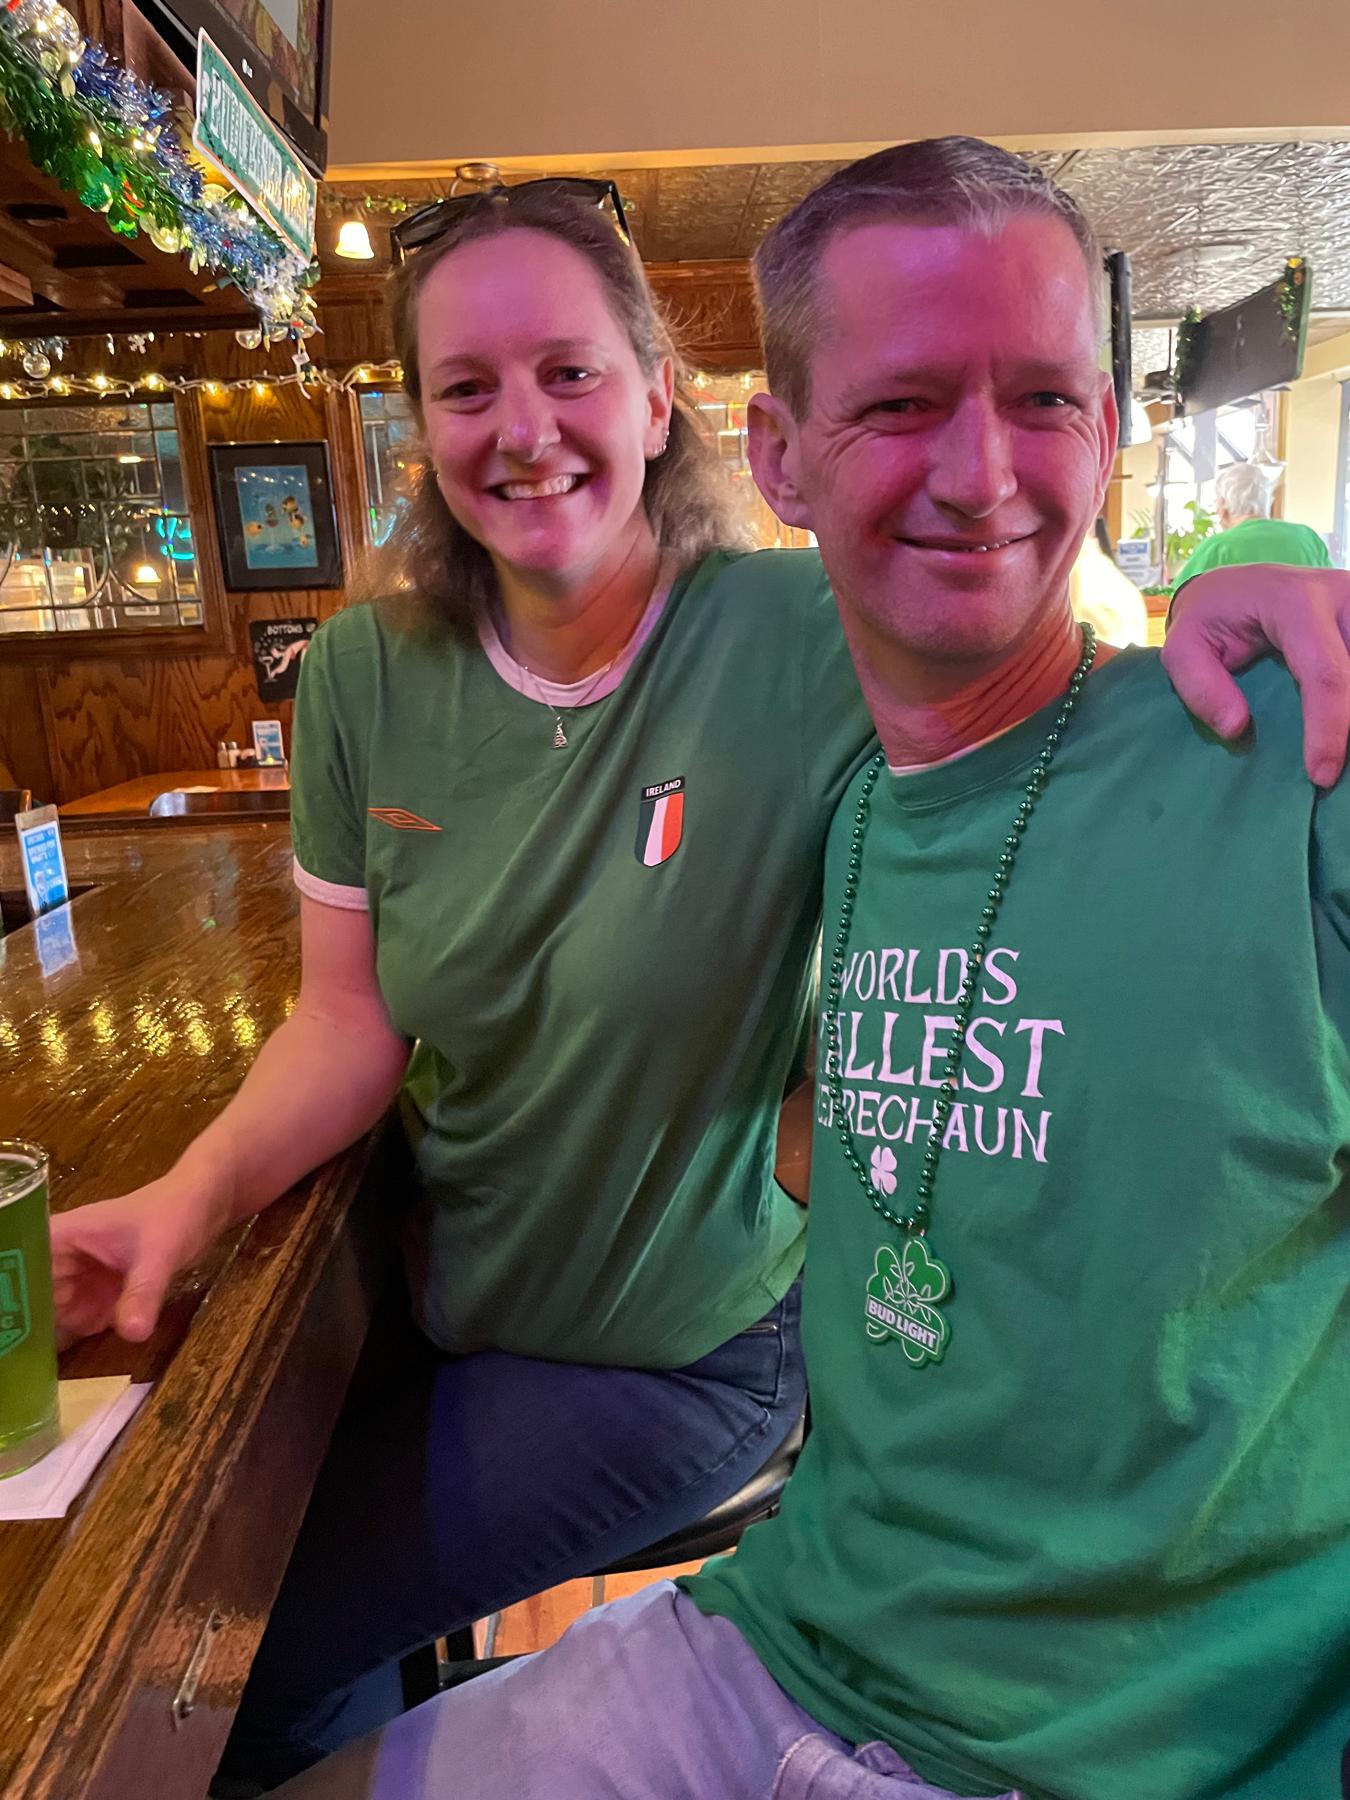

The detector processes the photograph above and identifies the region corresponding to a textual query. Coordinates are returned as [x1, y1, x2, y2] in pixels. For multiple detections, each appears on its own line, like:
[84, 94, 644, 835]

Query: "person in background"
[44, 178, 1350, 1797]
[1068, 517, 1150, 645]
[270, 137, 1350, 1800]
[1172, 459, 1332, 596]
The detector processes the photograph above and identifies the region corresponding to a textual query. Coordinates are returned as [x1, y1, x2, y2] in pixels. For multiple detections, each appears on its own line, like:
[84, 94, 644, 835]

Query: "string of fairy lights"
[0, 357, 405, 404]
[0, 360, 762, 405]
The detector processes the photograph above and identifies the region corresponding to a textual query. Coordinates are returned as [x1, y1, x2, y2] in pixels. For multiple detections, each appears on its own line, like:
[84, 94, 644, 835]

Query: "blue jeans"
[217, 1280, 804, 1789]
[272, 1582, 1021, 1800]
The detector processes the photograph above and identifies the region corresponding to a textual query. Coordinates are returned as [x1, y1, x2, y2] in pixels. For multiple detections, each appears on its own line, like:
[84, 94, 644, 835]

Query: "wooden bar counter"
[0, 823, 396, 1799]
[61, 768, 292, 820]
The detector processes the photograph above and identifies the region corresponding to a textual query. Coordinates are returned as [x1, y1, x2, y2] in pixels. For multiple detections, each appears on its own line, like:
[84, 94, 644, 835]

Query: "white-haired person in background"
[1173, 459, 1332, 597]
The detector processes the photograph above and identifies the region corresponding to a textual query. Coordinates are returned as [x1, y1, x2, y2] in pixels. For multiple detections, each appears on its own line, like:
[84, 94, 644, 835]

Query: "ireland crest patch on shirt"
[636, 777, 685, 867]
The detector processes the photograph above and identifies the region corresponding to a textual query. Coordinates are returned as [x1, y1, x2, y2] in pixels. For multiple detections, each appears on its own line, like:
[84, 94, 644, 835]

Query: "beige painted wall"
[327, 0, 1350, 174]
[1284, 329, 1350, 546]
[1118, 438, 1160, 539]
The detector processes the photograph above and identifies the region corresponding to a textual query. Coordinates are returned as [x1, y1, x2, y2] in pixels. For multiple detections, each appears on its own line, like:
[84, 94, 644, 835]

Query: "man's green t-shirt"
[688, 651, 1350, 1799]
[1172, 516, 1331, 595]
[289, 549, 873, 1368]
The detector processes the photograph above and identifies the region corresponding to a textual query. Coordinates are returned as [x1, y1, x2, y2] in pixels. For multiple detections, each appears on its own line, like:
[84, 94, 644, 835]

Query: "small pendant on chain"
[863, 1239, 952, 1365]
[552, 719, 568, 749]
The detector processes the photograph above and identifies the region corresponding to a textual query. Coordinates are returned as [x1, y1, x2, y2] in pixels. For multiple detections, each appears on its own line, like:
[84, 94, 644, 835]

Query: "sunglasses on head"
[391, 177, 632, 260]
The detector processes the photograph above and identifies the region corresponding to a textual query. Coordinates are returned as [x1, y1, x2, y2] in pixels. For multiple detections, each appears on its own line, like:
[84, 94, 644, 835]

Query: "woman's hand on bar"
[50, 1175, 226, 1346]
[51, 897, 411, 1347]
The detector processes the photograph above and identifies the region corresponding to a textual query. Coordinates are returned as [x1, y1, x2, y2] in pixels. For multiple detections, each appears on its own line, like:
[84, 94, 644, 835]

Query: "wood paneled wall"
[0, 380, 369, 806]
[316, 262, 761, 375]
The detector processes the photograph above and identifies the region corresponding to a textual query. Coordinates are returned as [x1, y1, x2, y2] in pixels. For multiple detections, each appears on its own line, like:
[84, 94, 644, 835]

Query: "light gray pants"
[273, 1582, 1020, 1800]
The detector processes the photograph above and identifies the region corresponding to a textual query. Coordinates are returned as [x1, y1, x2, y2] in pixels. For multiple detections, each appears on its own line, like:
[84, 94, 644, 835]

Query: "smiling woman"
[383, 182, 748, 665]
[411, 234, 668, 646]
[49, 183, 867, 1794]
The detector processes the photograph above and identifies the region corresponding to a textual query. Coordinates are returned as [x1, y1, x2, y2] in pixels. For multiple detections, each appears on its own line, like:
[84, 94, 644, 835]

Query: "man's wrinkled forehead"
[801, 213, 1104, 397]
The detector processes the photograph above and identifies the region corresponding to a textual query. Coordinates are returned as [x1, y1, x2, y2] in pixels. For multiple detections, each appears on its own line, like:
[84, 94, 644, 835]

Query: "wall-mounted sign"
[249, 617, 317, 701]
[193, 31, 318, 261]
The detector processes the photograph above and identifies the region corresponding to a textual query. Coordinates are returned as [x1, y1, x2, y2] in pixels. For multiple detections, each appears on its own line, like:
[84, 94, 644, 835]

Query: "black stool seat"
[596, 1408, 805, 1575]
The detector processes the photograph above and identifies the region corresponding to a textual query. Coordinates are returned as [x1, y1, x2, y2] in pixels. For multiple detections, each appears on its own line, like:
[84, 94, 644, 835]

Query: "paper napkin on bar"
[0, 1377, 151, 1520]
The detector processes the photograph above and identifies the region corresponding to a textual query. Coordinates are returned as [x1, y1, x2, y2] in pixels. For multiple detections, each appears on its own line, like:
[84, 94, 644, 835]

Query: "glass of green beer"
[0, 1140, 60, 1477]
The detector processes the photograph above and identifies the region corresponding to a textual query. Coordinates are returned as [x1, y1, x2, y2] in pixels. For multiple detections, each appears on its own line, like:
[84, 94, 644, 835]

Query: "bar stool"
[400, 1404, 806, 1705]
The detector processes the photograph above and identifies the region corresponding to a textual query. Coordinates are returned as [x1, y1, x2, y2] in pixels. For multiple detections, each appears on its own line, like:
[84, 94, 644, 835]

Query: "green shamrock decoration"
[864, 1239, 952, 1366]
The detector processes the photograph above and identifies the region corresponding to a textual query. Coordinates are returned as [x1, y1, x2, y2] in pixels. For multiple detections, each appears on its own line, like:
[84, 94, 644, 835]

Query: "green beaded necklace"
[823, 624, 1099, 1367]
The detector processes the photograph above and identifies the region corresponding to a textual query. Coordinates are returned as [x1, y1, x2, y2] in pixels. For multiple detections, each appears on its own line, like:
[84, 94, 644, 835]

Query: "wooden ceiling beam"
[0, 304, 255, 337]
[0, 260, 33, 308]
[0, 211, 127, 315]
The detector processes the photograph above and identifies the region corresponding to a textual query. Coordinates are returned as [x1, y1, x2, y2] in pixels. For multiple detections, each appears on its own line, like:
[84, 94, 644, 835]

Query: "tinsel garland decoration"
[1275, 257, 1309, 346]
[1171, 305, 1203, 401]
[0, 0, 319, 336]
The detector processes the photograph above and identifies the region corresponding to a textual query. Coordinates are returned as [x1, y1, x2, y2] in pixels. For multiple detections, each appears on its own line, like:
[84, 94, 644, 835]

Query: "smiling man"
[275, 139, 1350, 1800]
[686, 140, 1350, 1800]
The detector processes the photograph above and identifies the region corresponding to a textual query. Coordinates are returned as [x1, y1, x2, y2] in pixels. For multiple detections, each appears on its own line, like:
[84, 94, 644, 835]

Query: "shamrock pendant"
[864, 1239, 952, 1365]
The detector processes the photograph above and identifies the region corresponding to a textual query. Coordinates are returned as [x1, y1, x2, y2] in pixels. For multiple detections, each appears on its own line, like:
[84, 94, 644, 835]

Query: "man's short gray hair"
[1215, 461, 1274, 520]
[753, 136, 1106, 417]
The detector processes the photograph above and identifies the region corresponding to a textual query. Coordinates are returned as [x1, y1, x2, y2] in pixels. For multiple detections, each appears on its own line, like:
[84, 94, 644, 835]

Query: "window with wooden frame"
[358, 385, 418, 548]
[0, 396, 203, 637]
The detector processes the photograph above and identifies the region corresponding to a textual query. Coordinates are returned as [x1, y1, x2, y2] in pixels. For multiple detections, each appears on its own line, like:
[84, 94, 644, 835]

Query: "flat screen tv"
[1176, 262, 1311, 418]
[135, 0, 330, 174]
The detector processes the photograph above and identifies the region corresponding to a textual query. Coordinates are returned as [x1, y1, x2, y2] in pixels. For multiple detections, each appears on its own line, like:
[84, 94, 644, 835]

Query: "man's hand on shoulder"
[1164, 564, 1350, 787]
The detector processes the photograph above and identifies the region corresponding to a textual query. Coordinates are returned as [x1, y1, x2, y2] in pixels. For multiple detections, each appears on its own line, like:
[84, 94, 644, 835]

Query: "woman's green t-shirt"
[290, 548, 874, 1367]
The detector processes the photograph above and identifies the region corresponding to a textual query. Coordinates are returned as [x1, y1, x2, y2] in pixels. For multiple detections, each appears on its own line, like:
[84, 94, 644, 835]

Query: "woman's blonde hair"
[370, 186, 750, 634]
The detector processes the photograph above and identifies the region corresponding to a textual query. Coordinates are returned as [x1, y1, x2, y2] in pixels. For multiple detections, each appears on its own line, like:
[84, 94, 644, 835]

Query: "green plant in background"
[1128, 508, 1155, 543]
[1276, 257, 1309, 345]
[1172, 305, 1203, 404]
[1165, 499, 1217, 573]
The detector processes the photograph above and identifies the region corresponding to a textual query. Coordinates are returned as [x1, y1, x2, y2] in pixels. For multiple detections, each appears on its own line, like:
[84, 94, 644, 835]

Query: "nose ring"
[498, 433, 546, 461]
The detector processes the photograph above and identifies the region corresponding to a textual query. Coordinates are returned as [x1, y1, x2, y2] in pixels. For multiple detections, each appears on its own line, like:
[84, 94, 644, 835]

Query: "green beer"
[0, 1141, 59, 1477]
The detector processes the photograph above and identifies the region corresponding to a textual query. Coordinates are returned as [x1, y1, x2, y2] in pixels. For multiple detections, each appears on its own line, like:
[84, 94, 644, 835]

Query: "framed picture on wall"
[209, 441, 343, 591]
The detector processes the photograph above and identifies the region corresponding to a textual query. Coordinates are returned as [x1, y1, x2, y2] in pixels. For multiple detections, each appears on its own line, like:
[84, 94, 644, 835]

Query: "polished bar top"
[61, 767, 291, 819]
[0, 823, 391, 1798]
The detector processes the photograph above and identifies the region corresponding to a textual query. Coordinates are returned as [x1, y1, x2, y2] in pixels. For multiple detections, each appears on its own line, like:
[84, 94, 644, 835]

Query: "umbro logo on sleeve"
[368, 807, 442, 832]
